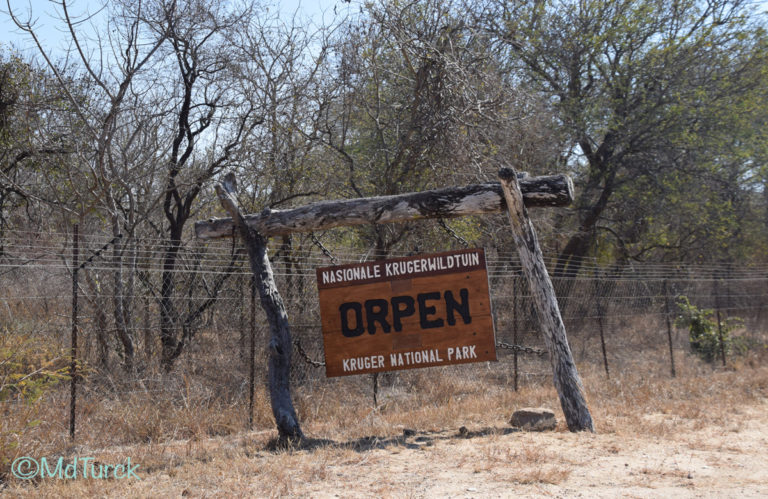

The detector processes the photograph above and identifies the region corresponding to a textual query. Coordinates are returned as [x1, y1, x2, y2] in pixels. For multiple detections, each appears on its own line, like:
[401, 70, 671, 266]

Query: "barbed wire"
[4, 228, 768, 271]
[78, 234, 123, 270]
[4, 259, 768, 282]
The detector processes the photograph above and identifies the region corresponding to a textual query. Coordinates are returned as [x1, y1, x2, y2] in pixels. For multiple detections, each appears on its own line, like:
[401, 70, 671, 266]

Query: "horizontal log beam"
[195, 174, 573, 239]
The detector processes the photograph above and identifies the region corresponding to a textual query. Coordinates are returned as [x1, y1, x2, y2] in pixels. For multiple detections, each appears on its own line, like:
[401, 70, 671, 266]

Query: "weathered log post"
[214, 173, 303, 442]
[498, 167, 594, 432]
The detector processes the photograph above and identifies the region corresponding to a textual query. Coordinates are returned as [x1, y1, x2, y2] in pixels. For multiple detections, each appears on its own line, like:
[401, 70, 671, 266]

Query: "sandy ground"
[4, 400, 767, 498]
[295, 404, 768, 498]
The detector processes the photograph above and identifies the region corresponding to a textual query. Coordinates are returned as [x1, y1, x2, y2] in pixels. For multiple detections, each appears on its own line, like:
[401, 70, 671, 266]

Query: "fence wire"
[1, 230, 767, 415]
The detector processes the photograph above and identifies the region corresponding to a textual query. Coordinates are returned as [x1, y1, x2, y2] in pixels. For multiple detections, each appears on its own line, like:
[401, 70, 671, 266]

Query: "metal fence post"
[70, 224, 79, 440]
[663, 279, 676, 377]
[249, 274, 256, 429]
[596, 303, 609, 379]
[593, 277, 610, 378]
[512, 277, 519, 391]
[714, 278, 727, 367]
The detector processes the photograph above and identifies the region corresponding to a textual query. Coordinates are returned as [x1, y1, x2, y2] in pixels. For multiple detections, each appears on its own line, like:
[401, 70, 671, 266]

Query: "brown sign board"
[316, 248, 497, 377]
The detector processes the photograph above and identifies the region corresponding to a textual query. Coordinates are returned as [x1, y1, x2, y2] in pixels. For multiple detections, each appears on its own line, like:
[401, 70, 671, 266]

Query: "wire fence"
[1, 229, 767, 431]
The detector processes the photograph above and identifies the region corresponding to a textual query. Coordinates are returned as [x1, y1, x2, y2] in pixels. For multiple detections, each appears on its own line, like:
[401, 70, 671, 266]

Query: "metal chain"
[310, 232, 339, 266]
[437, 219, 470, 248]
[79, 234, 123, 270]
[294, 337, 325, 367]
[496, 341, 548, 356]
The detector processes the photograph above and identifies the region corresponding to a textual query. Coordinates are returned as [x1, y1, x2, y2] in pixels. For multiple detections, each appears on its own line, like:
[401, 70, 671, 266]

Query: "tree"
[8, 0, 260, 370]
[133, 0, 261, 369]
[0, 52, 71, 242]
[8, 0, 171, 370]
[479, 0, 768, 276]
[311, 0, 567, 258]
[229, 9, 335, 303]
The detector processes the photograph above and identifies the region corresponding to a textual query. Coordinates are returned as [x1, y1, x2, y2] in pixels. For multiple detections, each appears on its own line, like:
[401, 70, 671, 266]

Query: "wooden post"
[498, 167, 594, 432]
[215, 173, 303, 442]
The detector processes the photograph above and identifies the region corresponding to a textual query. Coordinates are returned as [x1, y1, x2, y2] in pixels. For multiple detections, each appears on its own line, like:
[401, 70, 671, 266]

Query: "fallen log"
[195, 174, 573, 239]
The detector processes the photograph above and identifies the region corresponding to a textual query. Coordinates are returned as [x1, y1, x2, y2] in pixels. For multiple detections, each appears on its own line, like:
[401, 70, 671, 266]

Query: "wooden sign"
[317, 248, 497, 377]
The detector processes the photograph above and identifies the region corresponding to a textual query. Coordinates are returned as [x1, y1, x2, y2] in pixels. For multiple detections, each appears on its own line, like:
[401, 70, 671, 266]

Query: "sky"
[1, 0, 767, 59]
[0, 0, 353, 58]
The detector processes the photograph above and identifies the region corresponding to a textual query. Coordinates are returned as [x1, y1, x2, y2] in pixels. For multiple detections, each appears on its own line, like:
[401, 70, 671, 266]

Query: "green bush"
[1, 329, 69, 480]
[0, 331, 68, 402]
[675, 296, 743, 363]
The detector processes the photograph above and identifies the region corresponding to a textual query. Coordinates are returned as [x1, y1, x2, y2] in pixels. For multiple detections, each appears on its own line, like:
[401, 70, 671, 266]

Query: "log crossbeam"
[195, 174, 573, 239]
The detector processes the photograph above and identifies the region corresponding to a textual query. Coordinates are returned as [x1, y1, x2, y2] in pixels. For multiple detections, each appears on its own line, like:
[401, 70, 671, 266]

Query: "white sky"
[0, 0, 353, 58]
[1, 0, 766, 59]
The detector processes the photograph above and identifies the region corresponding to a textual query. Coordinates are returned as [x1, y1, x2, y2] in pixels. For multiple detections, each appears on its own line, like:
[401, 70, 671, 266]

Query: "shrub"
[0, 331, 69, 402]
[675, 296, 743, 363]
[0, 329, 69, 481]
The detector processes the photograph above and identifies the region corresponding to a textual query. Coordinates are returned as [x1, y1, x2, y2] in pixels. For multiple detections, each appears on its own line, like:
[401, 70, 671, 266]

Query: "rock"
[509, 407, 557, 431]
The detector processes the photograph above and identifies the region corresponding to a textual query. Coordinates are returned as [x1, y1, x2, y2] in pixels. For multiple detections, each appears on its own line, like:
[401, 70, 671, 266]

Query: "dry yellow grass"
[1, 348, 767, 497]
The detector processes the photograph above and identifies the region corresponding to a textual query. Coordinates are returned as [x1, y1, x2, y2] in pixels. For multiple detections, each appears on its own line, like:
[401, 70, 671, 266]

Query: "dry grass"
[1, 314, 767, 496]
[2, 362, 767, 496]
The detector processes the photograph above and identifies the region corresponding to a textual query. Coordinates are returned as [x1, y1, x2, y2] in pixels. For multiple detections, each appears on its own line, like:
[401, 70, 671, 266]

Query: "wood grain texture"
[317, 250, 496, 377]
[498, 167, 595, 433]
[196, 175, 574, 239]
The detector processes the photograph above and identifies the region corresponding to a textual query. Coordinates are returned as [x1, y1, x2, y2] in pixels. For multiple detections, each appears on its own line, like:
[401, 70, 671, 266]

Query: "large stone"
[510, 407, 557, 431]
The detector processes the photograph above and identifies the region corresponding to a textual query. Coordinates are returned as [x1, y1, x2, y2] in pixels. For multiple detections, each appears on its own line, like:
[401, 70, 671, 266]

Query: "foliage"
[0, 329, 69, 480]
[2, 0, 768, 371]
[0, 329, 69, 402]
[675, 296, 744, 363]
[480, 0, 768, 275]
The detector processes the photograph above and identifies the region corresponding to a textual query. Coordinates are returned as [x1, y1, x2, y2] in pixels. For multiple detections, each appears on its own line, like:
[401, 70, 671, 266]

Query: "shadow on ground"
[266, 425, 523, 453]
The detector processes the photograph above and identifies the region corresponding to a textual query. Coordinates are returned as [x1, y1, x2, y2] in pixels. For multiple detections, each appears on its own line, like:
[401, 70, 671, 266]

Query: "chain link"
[294, 337, 326, 367]
[79, 234, 123, 270]
[310, 232, 339, 266]
[437, 219, 470, 248]
[496, 341, 548, 356]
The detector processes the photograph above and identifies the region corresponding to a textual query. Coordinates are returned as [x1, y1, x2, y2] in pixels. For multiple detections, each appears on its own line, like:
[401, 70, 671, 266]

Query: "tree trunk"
[498, 167, 594, 432]
[83, 270, 110, 369]
[554, 167, 616, 280]
[112, 229, 135, 370]
[159, 236, 181, 371]
[159, 210, 189, 370]
[215, 173, 303, 442]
